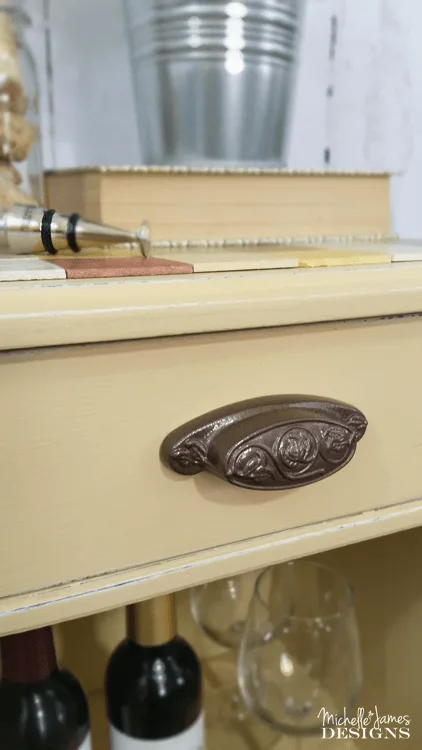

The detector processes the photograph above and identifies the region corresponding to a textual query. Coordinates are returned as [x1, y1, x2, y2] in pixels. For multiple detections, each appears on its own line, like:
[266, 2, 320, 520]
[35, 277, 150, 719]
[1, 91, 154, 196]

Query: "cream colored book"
[45, 167, 392, 244]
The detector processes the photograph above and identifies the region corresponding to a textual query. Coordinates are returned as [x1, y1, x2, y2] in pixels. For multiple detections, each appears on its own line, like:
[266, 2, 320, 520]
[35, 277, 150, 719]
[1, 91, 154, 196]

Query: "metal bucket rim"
[131, 47, 296, 63]
[131, 14, 298, 33]
[127, 4, 299, 27]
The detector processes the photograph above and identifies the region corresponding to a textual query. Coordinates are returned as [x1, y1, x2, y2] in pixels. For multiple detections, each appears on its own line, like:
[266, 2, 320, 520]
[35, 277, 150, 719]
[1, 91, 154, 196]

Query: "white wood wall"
[23, 0, 422, 235]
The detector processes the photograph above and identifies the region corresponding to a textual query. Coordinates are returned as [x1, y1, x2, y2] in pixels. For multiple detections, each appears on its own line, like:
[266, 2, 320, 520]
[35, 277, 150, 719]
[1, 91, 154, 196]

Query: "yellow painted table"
[1, 262, 422, 748]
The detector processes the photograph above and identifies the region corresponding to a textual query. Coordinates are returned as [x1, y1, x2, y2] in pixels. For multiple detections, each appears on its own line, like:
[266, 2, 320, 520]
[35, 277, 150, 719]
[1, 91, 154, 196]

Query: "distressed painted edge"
[2, 263, 422, 350]
[0, 496, 422, 635]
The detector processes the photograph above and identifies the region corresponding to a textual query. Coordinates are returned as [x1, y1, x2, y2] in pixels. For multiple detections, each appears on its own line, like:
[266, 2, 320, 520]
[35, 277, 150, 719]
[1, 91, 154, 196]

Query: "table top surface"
[1, 261, 422, 351]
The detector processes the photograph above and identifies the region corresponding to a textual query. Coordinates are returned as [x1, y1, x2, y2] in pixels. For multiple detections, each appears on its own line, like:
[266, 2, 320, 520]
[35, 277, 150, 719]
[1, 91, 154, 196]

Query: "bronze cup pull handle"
[160, 395, 368, 491]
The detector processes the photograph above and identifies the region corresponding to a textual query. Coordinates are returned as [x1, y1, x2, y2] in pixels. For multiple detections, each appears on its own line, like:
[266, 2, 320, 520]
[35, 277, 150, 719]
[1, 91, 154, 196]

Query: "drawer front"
[1, 316, 421, 597]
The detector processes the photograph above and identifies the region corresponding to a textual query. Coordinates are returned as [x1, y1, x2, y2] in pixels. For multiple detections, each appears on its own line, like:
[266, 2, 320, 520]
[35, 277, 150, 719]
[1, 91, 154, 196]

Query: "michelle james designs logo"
[319, 706, 411, 740]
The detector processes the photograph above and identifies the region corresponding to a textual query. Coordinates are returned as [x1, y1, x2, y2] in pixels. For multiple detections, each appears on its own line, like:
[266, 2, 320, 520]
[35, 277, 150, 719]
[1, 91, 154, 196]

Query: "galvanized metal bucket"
[124, 0, 304, 166]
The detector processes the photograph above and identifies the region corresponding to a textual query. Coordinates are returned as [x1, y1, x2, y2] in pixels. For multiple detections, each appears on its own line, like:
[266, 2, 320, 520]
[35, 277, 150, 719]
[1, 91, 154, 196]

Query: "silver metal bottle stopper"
[0, 204, 151, 258]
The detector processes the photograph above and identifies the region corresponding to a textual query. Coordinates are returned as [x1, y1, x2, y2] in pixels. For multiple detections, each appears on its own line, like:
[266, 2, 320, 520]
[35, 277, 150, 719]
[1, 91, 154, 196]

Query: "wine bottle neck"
[0, 626, 57, 683]
[128, 594, 177, 647]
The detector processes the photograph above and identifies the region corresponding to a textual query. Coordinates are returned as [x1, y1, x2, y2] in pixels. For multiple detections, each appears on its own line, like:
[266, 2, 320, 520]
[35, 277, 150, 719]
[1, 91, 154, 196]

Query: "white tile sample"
[0, 257, 66, 281]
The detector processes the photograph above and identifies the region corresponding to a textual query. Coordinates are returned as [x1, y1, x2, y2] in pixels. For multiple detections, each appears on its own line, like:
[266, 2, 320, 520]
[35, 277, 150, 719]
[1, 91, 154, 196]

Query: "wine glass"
[191, 572, 277, 746]
[238, 559, 362, 747]
[191, 573, 258, 651]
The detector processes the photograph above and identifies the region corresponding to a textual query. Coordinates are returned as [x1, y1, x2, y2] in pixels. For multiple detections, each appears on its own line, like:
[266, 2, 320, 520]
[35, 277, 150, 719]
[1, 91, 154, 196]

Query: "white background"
[22, 0, 422, 235]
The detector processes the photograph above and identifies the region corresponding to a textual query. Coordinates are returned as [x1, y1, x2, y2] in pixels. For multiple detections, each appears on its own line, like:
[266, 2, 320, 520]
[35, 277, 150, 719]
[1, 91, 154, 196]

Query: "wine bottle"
[0, 626, 91, 750]
[106, 595, 204, 749]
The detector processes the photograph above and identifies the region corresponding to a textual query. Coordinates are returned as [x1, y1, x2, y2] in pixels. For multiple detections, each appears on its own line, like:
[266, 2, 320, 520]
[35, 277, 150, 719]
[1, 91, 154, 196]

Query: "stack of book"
[45, 166, 392, 242]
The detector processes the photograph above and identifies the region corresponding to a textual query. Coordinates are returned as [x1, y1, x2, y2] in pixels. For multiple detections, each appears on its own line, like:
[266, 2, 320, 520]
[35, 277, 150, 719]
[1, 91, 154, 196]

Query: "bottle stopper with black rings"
[41, 208, 82, 255]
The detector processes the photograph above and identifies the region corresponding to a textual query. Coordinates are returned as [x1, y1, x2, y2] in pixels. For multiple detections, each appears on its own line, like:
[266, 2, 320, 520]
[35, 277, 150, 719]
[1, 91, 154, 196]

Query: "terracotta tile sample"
[50, 257, 193, 279]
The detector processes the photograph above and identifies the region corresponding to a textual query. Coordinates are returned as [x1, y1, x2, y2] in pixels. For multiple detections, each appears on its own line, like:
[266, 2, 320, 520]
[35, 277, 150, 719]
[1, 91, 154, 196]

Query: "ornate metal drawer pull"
[160, 396, 367, 491]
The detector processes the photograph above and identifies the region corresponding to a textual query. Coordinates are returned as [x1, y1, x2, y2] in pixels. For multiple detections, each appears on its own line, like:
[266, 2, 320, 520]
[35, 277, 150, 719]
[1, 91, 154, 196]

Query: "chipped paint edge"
[0, 496, 421, 635]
